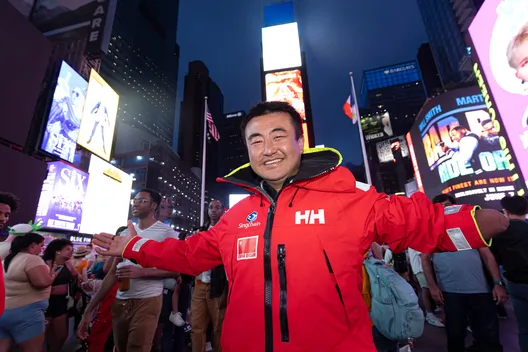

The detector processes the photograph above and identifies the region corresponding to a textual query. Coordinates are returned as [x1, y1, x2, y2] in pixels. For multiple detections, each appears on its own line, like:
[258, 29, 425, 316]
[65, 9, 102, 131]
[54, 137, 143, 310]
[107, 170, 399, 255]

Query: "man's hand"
[429, 285, 444, 306]
[474, 209, 509, 242]
[116, 265, 144, 279]
[94, 220, 137, 257]
[492, 285, 508, 305]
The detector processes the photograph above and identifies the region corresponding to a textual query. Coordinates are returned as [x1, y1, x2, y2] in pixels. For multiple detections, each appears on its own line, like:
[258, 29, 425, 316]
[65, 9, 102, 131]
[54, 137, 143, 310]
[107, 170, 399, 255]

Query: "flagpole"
[200, 97, 208, 227]
[349, 72, 372, 185]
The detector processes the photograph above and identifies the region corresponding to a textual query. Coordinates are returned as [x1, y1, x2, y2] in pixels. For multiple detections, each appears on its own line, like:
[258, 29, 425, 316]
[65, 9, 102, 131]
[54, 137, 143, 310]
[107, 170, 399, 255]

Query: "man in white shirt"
[191, 200, 227, 352]
[78, 189, 179, 352]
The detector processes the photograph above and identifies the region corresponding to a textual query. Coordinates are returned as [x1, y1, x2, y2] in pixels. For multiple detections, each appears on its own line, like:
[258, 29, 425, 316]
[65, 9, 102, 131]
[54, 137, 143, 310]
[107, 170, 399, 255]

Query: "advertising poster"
[41, 61, 87, 162]
[77, 69, 119, 161]
[361, 112, 394, 142]
[376, 136, 409, 163]
[469, 0, 528, 191]
[80, 155, 132, 235]
[265, 70, 305, 119]
[408, 87, 519, 208]
[35, 162, 89, 232]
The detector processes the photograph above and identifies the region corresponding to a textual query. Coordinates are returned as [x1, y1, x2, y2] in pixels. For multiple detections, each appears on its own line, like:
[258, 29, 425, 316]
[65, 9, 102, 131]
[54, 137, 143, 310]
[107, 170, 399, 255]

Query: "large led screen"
[362, 112, 394, 142]
[408, 87, 519, 208]
[35, 162, 89, 232]
[79, 155, 132, 235]
[262, 22, 302, 72]
[265, 69, 309, 149]
[77, 69, 119, 161]
[469, 0, 528, 192]
[41, 61, 88, 162]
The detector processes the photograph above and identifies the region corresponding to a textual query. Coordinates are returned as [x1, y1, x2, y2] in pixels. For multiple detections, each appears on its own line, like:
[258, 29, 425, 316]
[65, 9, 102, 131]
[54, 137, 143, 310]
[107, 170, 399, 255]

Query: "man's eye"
[251, 140, 263, 145]
[274, 135, 285, 140]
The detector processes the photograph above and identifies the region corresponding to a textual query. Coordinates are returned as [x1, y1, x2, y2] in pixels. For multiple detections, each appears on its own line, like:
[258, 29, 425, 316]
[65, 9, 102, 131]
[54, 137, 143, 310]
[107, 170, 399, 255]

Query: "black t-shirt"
[491, 219, 528, 284]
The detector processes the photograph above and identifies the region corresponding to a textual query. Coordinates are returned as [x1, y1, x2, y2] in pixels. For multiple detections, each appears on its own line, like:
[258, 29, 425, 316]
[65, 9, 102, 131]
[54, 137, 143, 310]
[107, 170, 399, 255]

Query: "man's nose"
[263, 140, 277, 155]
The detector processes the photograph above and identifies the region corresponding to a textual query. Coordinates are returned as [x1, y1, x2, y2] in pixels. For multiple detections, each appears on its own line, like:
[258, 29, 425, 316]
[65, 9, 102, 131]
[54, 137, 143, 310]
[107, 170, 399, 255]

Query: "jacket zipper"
[323, 250, 345, 307]
[277, 244, 289, 342]
[264, 204, 276, 352]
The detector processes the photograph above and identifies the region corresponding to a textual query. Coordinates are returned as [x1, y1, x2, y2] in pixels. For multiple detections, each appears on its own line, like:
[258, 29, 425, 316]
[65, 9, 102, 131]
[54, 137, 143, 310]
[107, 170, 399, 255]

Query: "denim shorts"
[0, 300, 49, 344]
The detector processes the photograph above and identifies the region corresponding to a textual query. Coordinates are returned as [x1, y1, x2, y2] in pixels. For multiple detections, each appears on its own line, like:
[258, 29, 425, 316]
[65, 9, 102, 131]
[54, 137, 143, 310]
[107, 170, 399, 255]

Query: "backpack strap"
[361, 252, 374, 326]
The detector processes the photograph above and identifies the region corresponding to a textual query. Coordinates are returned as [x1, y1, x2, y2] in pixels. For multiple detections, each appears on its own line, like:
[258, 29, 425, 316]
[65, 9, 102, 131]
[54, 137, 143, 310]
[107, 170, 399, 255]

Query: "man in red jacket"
[94, 102, 508, 352]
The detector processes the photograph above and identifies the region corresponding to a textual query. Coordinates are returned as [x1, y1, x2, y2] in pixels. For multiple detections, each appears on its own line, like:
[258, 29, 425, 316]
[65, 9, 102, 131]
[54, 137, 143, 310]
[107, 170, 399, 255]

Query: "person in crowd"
[491, 195, 528, 352]
[83, 226, 126, 352]
[78, 189, 179, 352]
[86, 244, 96, 270]
[73, 246, 89, 281]
[0, 192, 21, 257]
[189, 199, 228, 352]
[408, 248, 444, 328]
[42, 238, 78, 352]
[0, 233, 56, 351]
[92, 101, 508, 351]
[422, 194, 507, 352]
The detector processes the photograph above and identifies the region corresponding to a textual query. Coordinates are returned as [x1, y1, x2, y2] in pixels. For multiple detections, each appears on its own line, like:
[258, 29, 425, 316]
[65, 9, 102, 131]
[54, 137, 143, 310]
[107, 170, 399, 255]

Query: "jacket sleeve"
[370, 191, 491, 254]
[121, 216, 228, 276]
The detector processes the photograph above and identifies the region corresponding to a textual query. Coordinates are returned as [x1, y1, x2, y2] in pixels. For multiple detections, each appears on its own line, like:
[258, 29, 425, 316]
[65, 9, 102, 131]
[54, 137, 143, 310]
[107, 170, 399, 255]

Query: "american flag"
[205, 103, 220, 141]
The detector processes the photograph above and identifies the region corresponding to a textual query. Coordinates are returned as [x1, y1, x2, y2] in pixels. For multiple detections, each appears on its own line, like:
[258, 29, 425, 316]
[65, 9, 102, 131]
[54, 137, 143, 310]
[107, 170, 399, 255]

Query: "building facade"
[417, 43, 443, 97]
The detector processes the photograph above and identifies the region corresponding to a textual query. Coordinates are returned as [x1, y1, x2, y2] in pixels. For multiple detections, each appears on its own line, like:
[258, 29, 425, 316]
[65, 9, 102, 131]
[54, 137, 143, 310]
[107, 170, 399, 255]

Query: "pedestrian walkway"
[413, 302, 519, 351]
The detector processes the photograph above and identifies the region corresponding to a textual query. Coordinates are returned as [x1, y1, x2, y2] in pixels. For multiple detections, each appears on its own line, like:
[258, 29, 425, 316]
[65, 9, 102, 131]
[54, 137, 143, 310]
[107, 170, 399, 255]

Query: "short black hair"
[116, 226, 128, 236]
[451, 125, 466, 132]
[0, 192, 20, 212]
[432, 194, 456, 205]
[138, 188, 162, 210]
[241, 101, 303, 143]
[501, 195, 528, 216]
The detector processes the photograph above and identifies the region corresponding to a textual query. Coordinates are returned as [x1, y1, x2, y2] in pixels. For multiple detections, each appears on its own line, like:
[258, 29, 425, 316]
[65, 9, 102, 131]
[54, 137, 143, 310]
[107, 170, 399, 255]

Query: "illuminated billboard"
[79, 155, 132, 235]
[41, 61, 87, 162]
[77, 69, 119, 161]
[35, 162, 89, 232]
[469, 0, 528, 193]
[262, 22, 302, 72]
[408, 86, 520, 208]
[265, 69, 310, 149]
[376, 136, 409, 163]
[361, 112, 394, 142]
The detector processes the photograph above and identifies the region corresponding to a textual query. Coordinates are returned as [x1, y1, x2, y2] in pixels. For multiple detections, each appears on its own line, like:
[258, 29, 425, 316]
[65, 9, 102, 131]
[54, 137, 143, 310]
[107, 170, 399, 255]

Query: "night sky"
[174, 0, 428, 166]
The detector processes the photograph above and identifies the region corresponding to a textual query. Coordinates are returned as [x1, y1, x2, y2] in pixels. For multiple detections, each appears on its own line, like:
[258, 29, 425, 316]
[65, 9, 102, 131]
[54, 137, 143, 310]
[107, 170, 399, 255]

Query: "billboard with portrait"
[41, 61, 87, 162]
[375, 136, 409, 163]
[77, 69, 119, 161]
[79, 155, 132, 235]
[265, 69, 309, 149]
[469, 0, 528, 192]
[408, 86, 521, 208]
[35, 162, 89, 232]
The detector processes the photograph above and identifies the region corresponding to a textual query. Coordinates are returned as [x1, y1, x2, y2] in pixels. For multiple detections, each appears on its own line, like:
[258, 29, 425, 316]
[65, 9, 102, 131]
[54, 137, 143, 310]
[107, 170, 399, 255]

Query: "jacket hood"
[218, 147, 358, 194]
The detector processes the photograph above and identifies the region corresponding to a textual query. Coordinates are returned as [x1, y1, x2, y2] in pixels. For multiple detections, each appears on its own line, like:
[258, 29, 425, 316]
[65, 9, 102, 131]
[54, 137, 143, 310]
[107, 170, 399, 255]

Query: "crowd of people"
[0, 101, 525, 352]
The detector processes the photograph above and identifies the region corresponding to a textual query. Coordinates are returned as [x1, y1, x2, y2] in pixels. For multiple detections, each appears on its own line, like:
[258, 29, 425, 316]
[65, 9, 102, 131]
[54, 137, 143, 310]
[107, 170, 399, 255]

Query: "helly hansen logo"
[295, 209, 325, 225]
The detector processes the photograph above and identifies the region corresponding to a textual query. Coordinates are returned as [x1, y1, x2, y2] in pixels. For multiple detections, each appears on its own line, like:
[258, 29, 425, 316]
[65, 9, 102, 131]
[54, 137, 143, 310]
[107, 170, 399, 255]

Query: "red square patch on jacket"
[237, 236, 258, 260]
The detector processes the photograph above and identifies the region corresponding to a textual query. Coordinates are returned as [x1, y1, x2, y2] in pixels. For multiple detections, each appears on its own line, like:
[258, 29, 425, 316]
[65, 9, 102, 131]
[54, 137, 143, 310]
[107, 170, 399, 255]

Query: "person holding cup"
[78, 189, 179, 352]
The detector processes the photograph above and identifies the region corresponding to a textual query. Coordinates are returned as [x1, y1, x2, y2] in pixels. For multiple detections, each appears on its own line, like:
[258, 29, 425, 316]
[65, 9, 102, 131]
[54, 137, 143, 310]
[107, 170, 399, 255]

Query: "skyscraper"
[417, 43, 443, 97]
[221, 110, 249, 176]
[416, 0, 471, 87]
[100, 0, 180, 151]
[178, 61, 225, 201]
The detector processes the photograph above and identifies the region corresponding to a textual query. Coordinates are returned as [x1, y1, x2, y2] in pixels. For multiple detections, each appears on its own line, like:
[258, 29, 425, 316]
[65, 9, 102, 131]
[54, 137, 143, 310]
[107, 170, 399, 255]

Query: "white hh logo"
[295, 209, 326, 225]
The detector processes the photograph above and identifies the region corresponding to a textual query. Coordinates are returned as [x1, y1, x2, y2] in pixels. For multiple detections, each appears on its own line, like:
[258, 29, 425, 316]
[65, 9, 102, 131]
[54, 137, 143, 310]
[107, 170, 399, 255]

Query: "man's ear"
[297, 135, 305, 152]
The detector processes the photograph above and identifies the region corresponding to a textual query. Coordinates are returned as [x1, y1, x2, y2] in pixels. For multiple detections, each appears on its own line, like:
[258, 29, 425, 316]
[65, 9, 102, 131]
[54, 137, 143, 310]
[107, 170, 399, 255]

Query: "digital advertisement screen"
[265, 69, 309, 149]
[229, 194, 250, 209]
[408, 86, 520, 208]
[262, 22, 302, 72]
[77, 69, 119, 161]
[469, 0, 528, 192]
[376, 136, 409, 163]
[41, 61, 88, 162]
[35, 162, 89, 232]
[79, 155, 132, 235]
[361, 112, 394, 142]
